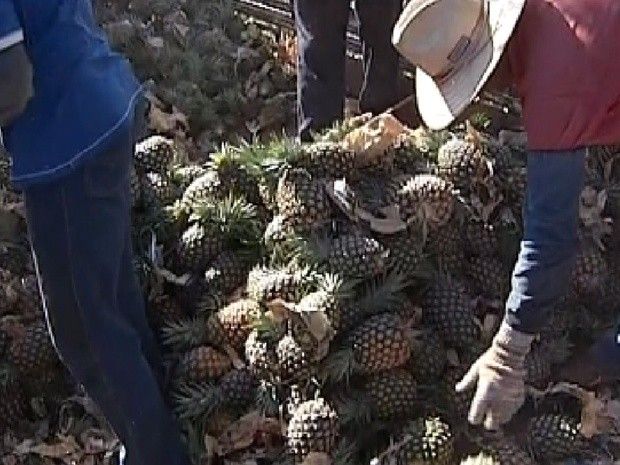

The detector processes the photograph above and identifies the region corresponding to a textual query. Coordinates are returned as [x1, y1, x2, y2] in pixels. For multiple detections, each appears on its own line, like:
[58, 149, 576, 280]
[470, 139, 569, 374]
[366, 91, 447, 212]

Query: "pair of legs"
[292, 0, 402, 140]
[24, 131, 189, 465]
[506, 149, 620, 384]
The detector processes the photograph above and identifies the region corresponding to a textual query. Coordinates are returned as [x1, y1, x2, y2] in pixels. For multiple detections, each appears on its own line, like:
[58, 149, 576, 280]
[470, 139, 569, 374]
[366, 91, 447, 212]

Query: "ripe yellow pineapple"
[287, 398, 340, 462]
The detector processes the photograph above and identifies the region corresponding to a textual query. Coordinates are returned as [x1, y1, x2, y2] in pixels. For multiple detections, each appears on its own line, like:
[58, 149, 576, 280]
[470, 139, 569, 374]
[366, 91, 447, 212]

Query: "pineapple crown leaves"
[172, 381, 222, 423]
[356, 271, 412, 317]
[161, 317, 208, 352]
[332, 390, 374, 428]
[189, 194, 261, 246]
[320, 345, 357, 386]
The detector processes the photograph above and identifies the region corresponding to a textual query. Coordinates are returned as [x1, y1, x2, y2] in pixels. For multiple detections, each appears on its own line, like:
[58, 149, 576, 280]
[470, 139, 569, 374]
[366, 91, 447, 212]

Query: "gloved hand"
[456, 321, 535, 430]
[0, 43, 33, 126]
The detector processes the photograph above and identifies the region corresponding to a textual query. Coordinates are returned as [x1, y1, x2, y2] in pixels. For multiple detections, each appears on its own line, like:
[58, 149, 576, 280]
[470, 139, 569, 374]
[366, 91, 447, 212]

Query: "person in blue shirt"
[0, 2, 190, 465]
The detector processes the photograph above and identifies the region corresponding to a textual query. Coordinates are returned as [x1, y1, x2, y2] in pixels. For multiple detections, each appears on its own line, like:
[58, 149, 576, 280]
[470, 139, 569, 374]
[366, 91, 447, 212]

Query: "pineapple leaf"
[321, 346, 356, 385]
[172, 381, 221, 422]
[161, 317, 208, 352]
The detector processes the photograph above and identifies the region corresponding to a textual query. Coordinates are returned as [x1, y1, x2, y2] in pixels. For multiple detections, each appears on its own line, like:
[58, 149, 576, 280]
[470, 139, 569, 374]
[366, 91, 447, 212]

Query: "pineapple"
[177, 346, 232, 382]
[327, 234, 388, 279]
[148, 294, 185, 329]
[201, 250, 254, 297]
[527, 414, 590, 462]
[387, 174, 455, 228]
[287, 398, 340, 462]
[364, 369, 418, 421]
[464, 220, 499, 257]
[134, 135, 175, 174]
[144, 172, 179, 206]
[428, 221, 466, 274]
[276, 168, 333, 230]
[423, 279, 480, 349]
[460, 439, 535, 465]
[245, 328, 280, 380]
[276, 334, 312, 382]
[525, 336, 572, 388]
[163, 299, 260, 353]
[9, 321, 60, 378]
[296, 141, 356, 179]
[409, 329, 447, 382]
[382, 233, 430, 279]
[173, 368, 258, 421]
[437, 137, 490, 193]
[246, 266, 312, 304]
[0, 366, 26, 431]
[326, 313, 412, 381]
[174, 196, 259, 272]
[170, 164, 208, 191]
[571, 244, 608, 298]
[440, 366, 474, 420]
[373, 416, 454, 465]
[177, 170, 226, 218]
[466, 255, 510, 300]
[295, 274, 355, 334]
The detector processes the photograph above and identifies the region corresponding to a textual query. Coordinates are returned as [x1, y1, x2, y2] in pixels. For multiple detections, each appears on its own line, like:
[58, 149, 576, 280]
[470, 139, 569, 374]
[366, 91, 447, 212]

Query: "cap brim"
[415, 0, 525, 130]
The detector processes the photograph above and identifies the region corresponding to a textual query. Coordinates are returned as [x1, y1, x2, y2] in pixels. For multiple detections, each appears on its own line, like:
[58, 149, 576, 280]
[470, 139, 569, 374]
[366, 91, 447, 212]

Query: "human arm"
[0, 1, 33, 126]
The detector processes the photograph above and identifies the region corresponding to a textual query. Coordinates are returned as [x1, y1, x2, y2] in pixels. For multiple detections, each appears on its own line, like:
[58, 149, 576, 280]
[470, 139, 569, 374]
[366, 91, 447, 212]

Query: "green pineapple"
[460, 439, 535, 465]
[134, 135, 175, 174]
[527, 414, 590, 462]
[296, 141, 356, 179]
[409, 329, 448, 382]
[295, 274, 355, 335]
[422, 278, 480, 350]
[437, 137, 490, 193]
[276, 168, 333, 230]
[173, 368, 258, 422]
[201, 250, 255, 297]
[174, 196, 259, 272]
[387, 174, 455, 229]
[327, 233, 389, 279]
[325, 313, 412, 382]
[246, 265, 313, 304]
[177, 346, 232, 382]
[372, 416, 454, 465]
[287, 398, 340, 463]
[364, 369, 418, 422]
[466, 255, 510, 300]
[429, 221, 466, 274]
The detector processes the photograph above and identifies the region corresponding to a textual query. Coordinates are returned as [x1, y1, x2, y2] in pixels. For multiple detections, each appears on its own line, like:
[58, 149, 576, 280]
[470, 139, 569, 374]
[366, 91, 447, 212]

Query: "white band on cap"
[0, 29, 24, 52]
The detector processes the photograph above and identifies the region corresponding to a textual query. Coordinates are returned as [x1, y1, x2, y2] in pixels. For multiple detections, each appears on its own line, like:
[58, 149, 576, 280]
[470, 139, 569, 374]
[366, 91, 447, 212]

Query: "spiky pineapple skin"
[287, 398, 339, 462]
[276, 334, 311, 382]
[527, 414, 589, 462]
[328, 234, 387, 278]
[218, 368, 258, 410]
[276, 168, 332, 230]
[246, 266, 308, 303]
[464, 220, 499, 257]
[209, 299, 261, 352]
[175, 223, 226, 272]
[460, 440, 535, 465]
[148, 294, 185, 329]
[134, 135, 175, 174]
[0, 368, 27, 431]
[364, 369, 418, 421]
[571, 245, 608, 298]
[245, 329, 278, 380]
[201, 250, 252, 297]
[409, 329, 447, 381]
[437, 138, 489, 192]
[9, 322, 59, 378]
[467, 255, 509, 300]
[297, 141, 356, 179]
[423, 280, 480, 349]
[348, 313, 411, 374]
[429, 221, 465, 274]
[178, 346, 232, 382]
[375, 416, 454, 465]
[387, 174, 454, 228]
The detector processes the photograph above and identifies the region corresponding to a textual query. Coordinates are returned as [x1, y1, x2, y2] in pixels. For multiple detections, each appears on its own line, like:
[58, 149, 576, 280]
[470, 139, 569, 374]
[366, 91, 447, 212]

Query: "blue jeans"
[505, 150, 586, 333]
[23, 133, 189, 465]
[292, 0, 402, 140]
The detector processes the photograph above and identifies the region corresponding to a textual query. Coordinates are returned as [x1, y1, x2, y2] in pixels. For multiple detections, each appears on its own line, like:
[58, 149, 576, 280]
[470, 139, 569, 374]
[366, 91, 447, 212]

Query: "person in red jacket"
[393, 0, 620, 430]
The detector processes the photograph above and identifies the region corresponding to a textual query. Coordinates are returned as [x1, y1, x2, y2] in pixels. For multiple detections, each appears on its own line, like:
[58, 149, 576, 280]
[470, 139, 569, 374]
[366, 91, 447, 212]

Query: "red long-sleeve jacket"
[495, 0, 620, 150]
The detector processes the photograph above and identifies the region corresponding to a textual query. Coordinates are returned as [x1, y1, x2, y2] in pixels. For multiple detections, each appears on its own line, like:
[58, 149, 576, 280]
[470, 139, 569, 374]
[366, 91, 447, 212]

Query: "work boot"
[561, 326, 620, 387]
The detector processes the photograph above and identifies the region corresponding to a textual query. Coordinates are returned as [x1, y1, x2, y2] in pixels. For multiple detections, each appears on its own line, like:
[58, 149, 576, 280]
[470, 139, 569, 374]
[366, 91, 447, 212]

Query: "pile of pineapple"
[0, 122, 619, 464]
[95, 0, 296, 150]
[125, 120, 620, 465]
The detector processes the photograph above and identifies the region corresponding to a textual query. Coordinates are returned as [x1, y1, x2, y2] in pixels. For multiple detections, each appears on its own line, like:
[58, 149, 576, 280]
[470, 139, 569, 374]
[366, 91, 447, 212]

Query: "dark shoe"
[561, 327, 620, 387]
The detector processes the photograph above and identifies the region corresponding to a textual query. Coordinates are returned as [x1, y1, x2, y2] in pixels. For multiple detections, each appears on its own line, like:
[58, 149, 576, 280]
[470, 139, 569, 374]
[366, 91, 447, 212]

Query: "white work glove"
[456, 322, 535, 430]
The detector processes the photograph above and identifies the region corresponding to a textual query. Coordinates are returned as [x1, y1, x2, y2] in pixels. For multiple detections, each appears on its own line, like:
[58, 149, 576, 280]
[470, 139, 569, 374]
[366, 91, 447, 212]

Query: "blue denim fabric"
[23, 132, 189, 465]
[504, 149, 586, 333]
[292, 0, 402, 140]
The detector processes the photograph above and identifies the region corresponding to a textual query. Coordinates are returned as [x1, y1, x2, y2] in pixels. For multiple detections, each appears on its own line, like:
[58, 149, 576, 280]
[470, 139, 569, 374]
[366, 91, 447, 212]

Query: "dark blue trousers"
[293, 0, 402, 140]
[23, 132, 189, 465]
